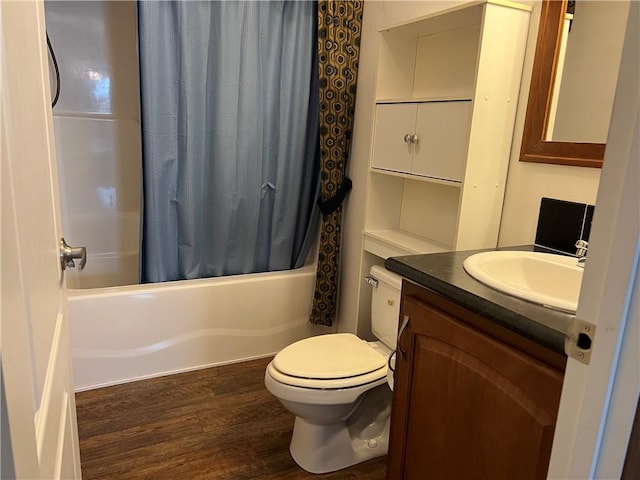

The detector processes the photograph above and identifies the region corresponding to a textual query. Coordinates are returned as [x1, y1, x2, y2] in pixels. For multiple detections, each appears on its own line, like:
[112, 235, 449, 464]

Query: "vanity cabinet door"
[371, 103, 417, 174]
[388, 294, 564, 480]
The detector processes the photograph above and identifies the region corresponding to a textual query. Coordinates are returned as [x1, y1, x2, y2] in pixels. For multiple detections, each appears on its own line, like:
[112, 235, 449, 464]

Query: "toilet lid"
[273, 333, 387, 380]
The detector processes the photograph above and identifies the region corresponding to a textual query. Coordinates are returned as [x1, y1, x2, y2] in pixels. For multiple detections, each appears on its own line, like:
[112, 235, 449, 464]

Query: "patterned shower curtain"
[309, 0, 364, 326]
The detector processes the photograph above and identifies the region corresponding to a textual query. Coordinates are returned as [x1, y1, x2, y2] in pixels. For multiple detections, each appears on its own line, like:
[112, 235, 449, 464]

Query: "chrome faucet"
[575, 240, 588, 267]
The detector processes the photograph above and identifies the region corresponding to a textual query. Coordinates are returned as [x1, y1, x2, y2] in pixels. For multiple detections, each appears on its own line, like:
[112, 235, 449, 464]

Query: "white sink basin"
[463, 251, 583, 313]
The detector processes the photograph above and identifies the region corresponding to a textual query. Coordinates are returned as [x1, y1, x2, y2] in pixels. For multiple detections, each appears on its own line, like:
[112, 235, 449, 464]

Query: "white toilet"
[264, 265, 402, 474]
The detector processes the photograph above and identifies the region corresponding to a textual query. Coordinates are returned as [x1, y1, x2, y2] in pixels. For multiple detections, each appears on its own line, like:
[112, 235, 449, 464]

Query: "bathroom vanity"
[385, 248, 571, 479]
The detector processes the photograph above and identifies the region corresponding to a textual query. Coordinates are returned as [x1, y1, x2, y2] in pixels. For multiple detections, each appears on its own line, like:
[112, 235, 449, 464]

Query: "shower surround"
[46, 0, 142, 289]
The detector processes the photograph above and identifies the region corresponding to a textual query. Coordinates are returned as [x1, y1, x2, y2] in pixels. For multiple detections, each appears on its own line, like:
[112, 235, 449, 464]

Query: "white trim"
[53, 390, 70, 479]
[34, 312, 64, 460]
[595, 243, 639, 477]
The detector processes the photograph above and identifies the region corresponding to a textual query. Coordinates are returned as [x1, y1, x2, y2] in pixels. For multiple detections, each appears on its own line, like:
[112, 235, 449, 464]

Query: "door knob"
[60, 237, 87, 271]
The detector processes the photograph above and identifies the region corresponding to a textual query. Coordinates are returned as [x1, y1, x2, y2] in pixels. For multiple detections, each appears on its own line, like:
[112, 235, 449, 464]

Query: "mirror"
[520, 0, 627, 168]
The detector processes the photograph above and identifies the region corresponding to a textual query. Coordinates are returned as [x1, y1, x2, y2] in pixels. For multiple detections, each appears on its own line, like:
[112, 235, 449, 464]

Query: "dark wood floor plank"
[96, 441, 263, 480]
[80, 414, 204, 464]
[197, 391, 290, 433]
[75, 356, 387, 479]
[76, 374, 221, 424]
[77, 383, 222, 440]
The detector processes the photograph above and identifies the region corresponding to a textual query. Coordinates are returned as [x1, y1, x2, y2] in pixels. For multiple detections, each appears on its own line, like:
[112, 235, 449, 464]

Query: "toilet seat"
[269, 333, 389, 390]
[268, 363, 387, 390]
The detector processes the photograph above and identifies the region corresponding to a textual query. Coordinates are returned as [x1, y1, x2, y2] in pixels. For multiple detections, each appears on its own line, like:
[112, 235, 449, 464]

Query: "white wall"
[45, 1, 142, 288]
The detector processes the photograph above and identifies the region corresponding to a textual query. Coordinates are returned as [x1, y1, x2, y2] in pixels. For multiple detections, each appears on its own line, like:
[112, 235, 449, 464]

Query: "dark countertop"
[385, 245, 572, 355]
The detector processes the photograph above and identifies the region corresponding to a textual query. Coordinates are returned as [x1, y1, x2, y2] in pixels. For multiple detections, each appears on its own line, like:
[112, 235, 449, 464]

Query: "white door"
[548, 1, 639, 478]
[1, 1, 82, 479]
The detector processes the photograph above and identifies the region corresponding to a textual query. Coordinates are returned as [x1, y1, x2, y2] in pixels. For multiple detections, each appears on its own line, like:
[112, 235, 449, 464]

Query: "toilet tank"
[369, 265, 403, 349]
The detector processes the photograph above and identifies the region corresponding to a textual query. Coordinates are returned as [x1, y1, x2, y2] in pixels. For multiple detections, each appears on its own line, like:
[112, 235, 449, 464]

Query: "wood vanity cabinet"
[387, 282, 567, 480]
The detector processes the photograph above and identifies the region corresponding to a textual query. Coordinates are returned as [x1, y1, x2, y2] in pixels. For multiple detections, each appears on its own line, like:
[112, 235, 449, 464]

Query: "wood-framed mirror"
[520, 0, 627, 168]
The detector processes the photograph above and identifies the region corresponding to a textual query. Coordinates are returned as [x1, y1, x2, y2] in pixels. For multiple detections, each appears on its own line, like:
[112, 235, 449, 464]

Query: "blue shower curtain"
[138, 1, 319, 282]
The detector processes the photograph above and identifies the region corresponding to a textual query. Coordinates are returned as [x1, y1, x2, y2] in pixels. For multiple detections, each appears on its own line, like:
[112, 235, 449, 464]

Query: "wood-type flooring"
[75, 356, 387, 479]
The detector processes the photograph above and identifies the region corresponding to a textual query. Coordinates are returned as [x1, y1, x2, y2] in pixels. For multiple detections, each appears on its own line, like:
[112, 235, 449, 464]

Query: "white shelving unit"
[363, 0, 531, 260]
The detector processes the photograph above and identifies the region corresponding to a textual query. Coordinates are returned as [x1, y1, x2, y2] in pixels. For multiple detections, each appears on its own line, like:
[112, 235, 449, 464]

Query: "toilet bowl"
[264, 266, 402, 474]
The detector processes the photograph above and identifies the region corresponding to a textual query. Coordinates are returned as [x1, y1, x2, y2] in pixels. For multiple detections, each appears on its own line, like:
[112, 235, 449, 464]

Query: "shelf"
[376, 96, 473, 104]
[363, 229, 452, 259]
[370, 167, 463, 187]
[379, 1, 484, 36]
[378, 0, 530, 36]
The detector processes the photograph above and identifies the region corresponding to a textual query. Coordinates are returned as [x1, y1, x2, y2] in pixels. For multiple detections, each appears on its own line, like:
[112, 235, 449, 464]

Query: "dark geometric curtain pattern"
[309, 0, 364, 326]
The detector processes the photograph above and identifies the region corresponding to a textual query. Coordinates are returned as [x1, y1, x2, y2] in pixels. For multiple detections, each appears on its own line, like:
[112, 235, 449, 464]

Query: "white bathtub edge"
[73, 351, 277, 392]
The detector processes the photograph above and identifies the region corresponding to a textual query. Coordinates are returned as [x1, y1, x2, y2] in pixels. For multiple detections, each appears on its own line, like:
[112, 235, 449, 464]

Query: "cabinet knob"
[403, 133, 419, 145]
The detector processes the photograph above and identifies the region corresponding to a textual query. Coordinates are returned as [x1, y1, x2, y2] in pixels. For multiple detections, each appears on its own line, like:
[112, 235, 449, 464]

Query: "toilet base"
[289, 385, 391, 474]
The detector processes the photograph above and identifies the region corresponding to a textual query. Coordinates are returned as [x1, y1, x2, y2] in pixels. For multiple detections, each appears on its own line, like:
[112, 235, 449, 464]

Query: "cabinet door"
[371, 103, 416, 174]
[412, 101, 471, 182]
[388, 296, 564, 480]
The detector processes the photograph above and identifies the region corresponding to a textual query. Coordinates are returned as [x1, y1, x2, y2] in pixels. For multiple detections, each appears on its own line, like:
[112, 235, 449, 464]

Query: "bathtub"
[67, 265, 330, 391]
